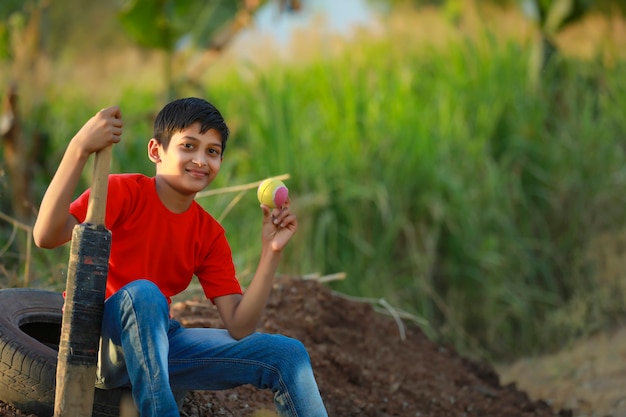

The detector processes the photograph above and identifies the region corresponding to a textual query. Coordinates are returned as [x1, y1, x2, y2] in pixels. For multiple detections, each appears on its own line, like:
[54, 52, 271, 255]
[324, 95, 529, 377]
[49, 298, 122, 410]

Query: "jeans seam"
[124, 287, 168, 416]
[171, 358, 299, 416]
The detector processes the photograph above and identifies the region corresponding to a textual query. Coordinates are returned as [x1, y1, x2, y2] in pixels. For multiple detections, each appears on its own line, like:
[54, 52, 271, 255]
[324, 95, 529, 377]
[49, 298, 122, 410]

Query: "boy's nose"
[191, 158, 206, 167]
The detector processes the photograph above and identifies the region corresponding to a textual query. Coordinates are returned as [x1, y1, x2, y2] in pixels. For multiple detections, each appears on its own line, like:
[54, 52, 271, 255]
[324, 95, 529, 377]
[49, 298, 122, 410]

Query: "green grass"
[3, 19, 626, 361]
[203, 33, 626, 359]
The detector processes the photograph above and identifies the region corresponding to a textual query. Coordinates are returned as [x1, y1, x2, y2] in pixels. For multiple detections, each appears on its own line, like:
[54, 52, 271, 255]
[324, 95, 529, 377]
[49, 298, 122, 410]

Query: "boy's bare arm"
[214, 204, 297, 340]
[33, 106, 123, 248]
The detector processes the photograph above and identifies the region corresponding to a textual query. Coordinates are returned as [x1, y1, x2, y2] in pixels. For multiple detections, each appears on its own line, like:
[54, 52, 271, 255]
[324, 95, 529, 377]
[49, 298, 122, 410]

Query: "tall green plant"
[199, 31, 626, 359]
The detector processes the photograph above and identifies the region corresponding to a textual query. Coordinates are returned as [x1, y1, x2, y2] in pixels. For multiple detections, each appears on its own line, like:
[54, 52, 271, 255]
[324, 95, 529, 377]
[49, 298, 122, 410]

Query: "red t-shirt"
[69, 174, 242, 303]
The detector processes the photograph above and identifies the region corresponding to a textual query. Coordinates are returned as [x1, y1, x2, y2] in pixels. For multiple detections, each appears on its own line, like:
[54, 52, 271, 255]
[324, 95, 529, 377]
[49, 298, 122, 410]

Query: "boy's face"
[149, 122, 223, 196]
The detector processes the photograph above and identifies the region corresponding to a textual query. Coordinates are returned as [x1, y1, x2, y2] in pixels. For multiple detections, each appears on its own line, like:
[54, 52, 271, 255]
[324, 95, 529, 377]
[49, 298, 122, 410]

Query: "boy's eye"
[182, 143, 194, 149]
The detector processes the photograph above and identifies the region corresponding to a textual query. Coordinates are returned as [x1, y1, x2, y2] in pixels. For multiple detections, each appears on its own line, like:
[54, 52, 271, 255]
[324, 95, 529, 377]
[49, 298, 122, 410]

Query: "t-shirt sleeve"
[69, 175, 132, 228]
[195, 230, 242, 302]
[69, 189, 90, 223]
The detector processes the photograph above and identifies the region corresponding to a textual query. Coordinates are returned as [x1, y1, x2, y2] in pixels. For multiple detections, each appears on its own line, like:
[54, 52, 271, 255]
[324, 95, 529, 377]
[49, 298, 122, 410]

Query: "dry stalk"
[0, 221, 18, 256]
[217, 190, 247, 223]
[195, 174, 291, 200]
[378, 298, 406, 341]
[0, 211, 33, 286]
[329, 290, 431, 342]
[302, 272, 346, 283]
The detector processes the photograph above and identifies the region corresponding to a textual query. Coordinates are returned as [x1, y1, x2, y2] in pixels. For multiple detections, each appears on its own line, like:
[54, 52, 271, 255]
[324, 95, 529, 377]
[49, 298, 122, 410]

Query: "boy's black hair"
[153, 97, 230, 154]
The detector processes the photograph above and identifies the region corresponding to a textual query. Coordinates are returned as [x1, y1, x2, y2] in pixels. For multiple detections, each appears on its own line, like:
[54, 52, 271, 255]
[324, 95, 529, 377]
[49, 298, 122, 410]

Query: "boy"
[33, 97, 328, 417]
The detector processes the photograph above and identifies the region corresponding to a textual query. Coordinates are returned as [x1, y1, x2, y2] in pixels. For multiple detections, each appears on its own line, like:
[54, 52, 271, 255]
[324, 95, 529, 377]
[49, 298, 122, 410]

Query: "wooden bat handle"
[85, 145, 112, 225]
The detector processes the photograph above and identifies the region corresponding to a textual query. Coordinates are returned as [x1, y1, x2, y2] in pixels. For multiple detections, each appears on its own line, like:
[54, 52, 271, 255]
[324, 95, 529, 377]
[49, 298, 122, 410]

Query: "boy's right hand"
[71, 106, 123, 156]
[33, 106, 123, 249]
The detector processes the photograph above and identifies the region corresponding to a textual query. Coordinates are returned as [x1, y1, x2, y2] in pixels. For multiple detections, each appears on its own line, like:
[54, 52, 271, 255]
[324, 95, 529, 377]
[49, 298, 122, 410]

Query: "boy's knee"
[120, 279, 167, 311]
[121, 279, 161, 296]
[274, 335, 311, 365]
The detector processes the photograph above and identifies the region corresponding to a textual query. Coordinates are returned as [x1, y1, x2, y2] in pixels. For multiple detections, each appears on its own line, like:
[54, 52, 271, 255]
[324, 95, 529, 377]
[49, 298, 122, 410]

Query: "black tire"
[0, 288, 127, 417]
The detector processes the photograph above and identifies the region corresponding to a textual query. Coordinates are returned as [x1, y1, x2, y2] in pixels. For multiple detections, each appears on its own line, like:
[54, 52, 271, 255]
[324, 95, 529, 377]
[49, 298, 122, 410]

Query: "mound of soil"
[0, 277, 572, 417]
[170, 277, 571, 417]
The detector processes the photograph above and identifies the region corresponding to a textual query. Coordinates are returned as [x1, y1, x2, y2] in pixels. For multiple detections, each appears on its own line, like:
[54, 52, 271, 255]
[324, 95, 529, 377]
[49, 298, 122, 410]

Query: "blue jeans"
[96, 280, 328, 417]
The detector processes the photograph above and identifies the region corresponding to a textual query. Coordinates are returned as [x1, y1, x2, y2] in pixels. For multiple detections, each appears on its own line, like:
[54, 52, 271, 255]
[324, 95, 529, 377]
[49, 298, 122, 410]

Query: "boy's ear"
[148, 138, 161, 163]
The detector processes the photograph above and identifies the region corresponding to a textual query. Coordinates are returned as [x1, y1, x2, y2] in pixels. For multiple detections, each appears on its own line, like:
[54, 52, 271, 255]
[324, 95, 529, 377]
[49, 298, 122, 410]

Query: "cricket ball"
[257, 178, 289, 208]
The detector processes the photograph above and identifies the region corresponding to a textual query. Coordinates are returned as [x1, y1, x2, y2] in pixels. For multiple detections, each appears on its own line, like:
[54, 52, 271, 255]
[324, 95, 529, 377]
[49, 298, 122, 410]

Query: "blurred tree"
[0, 0, 48, 82]
[518, 0, 626, 86]
[118, 0, 238, 100]
[117, 0, 306, 100]
[368, 0, 625, 85]
[0, 0, 51, 286]
[0, 0, 28, 60]
[0, 0, 49, 221]
[522, 0, 591, 86]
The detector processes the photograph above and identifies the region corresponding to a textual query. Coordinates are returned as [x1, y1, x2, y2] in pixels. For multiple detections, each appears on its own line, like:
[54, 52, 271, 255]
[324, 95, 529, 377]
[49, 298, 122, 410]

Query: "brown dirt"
[169, 277, 569, 417]
[0, 277, 575, 417]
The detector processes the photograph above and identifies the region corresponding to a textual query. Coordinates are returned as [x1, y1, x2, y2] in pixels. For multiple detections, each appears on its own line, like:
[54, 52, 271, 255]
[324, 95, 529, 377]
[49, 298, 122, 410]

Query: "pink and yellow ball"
[257, 178, 289, 208]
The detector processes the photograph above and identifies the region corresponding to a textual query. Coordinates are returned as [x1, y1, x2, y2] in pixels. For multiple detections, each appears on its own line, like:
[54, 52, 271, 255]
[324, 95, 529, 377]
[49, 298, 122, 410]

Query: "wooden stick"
[54, 146, 112, 417]
[85, 145, 112, 225]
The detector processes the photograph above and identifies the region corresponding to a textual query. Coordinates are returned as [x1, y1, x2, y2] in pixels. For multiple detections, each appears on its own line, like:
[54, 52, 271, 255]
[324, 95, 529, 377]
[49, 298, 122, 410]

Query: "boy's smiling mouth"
[186, 168, 208, 178]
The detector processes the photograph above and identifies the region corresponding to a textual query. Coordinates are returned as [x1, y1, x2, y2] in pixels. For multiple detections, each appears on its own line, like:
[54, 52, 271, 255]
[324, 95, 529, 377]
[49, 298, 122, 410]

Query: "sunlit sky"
[254, 0, 377, 40]
[232, 0, 381, 56]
